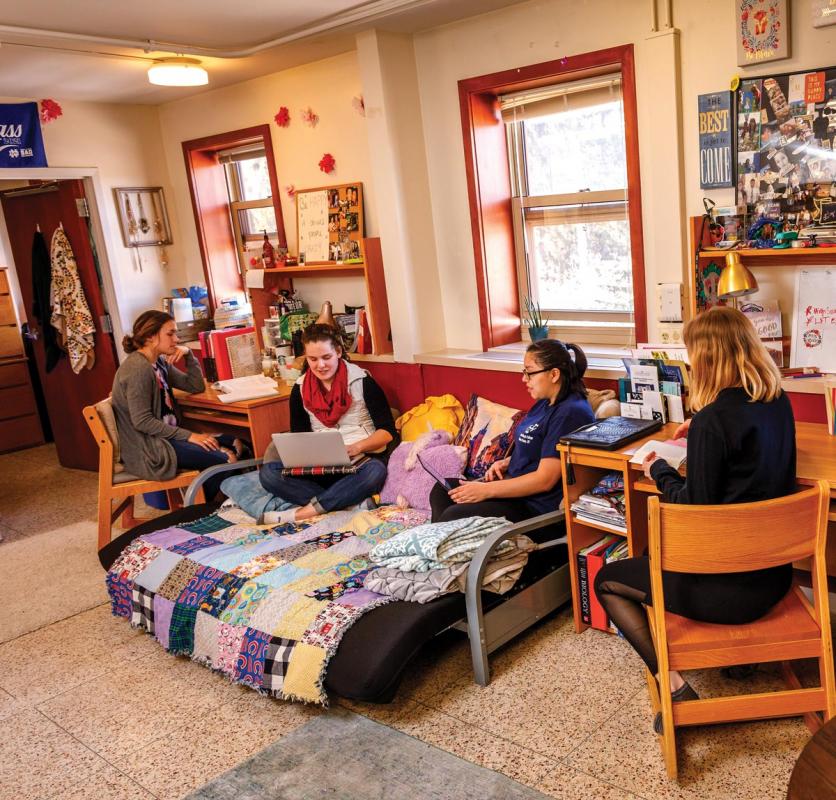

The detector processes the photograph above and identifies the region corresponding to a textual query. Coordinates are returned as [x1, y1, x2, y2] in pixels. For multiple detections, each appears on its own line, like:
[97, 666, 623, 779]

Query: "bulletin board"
[296, 182, 364, 265]
[791, 267, 836, 372]
[734, 64, 836, 226]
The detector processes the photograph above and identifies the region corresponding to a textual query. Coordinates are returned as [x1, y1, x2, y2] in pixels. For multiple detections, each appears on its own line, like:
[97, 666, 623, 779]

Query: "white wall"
[412, 0, 836, 348]
[156, 52, 374, 315]
[0, 97, 182, 344]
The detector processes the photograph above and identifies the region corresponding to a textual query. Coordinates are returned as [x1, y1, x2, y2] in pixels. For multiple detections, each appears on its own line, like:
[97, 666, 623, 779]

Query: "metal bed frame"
[184, 461, 570, 686]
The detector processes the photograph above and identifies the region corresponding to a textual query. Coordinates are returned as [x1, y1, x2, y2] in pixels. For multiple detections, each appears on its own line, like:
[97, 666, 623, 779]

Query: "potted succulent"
[523, 297, 550, 341]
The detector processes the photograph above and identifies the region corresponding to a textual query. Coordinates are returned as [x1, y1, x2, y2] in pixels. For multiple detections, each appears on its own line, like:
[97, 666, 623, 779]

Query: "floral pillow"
[453, 394, 525, 479]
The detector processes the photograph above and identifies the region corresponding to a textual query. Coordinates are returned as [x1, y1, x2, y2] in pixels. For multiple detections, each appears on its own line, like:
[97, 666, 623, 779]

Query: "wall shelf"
[261, 264, 365, 277]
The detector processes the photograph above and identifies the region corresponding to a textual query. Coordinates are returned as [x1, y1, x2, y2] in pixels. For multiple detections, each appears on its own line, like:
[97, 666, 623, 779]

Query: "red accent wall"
[362, 361, 617, 414]
[363, 360, 827, 423]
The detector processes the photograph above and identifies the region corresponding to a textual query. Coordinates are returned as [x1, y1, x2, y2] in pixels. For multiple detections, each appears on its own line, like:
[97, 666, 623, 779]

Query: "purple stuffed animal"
[380, 430, 467, 512]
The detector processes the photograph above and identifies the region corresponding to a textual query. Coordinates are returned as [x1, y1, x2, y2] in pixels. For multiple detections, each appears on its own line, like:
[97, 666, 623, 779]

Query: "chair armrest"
[464, 509, 566, 686]
[184, 457, 263, 506]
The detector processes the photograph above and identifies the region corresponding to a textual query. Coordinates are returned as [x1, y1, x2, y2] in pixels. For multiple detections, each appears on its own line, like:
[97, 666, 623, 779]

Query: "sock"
[261, 509, 297, 525]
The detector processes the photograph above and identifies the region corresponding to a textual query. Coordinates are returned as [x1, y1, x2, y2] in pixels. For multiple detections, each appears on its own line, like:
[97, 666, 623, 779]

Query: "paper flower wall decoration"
[352, 95, 365, 117]
[249, 256, 259, 266]
[318, 153, 336, 174]
[274, 106, 290, 127]
[301, 107, 319, 127]
[285, 184, 296, 198]
[39, 99, 63, 124]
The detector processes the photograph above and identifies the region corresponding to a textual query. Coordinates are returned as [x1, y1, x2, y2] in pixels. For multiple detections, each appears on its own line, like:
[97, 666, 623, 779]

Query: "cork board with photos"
[296, 182, 364, 265]
[736, 66, 836, 228]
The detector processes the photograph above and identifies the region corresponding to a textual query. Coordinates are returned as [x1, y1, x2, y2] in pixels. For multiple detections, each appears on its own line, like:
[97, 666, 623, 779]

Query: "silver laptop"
[271, 431, 352, 468]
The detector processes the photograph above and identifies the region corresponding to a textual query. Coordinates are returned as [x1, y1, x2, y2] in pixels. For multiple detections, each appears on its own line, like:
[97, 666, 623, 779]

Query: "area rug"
[0, 521, 107, 642]
[185, 709, 551, 800]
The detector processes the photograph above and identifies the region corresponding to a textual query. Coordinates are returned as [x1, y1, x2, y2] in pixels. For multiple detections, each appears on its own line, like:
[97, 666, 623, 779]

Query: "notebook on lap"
[559, 416, 662, 450]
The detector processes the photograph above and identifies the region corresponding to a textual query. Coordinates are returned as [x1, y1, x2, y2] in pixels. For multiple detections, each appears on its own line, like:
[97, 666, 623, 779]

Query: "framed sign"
[698, 92, 734, 188]
[737, 0, 790, 66]
[812, 0, 836, 28]
[113, 187, 173, 248]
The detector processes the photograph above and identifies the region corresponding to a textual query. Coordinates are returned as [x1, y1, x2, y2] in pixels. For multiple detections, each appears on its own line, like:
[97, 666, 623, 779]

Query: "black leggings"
[429, 481, 534, 524]
[593, 557, 793, 673]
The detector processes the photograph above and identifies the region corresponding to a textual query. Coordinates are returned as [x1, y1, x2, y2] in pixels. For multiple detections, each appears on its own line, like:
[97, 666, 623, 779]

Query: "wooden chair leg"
[98, 496, 113, 550]
[166, 488, 184, 510]
[120, 496, 140, 530]
[657, 669, 678, 780]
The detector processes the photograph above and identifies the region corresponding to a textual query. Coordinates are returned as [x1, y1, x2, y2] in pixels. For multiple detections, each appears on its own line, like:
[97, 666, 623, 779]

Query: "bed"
[102, 461, 570, 704]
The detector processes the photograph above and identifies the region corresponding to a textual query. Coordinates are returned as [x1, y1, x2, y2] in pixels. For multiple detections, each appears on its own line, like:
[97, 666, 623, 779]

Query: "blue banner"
[698, 92, 733, 189]
[0, 102, 48, 168]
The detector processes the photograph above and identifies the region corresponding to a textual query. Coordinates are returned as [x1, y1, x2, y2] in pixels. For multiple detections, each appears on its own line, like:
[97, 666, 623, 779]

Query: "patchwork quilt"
[106, 504, 428, 704]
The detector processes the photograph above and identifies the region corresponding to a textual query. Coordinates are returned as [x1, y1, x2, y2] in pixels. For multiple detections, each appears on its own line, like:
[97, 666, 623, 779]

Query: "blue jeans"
[259, 457, 387, 513]
[170, 433, 237, 500]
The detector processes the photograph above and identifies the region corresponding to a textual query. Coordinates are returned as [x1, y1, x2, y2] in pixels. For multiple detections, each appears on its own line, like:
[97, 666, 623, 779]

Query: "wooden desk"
[558, 421, 836, 633]
[174, 385, 291, 457]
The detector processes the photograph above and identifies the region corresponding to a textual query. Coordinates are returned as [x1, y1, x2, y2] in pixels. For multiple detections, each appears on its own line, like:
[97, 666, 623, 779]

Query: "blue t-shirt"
[507, 392, 595, 515]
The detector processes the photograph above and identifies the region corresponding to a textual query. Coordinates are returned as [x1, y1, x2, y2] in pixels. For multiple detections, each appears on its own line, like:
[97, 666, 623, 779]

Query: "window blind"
[500, 74, 622, 122]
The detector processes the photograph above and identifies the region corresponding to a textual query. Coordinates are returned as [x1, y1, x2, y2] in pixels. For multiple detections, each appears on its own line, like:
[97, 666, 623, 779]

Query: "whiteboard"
[791, 267, 836, 372]
[296, 190, 329, 263]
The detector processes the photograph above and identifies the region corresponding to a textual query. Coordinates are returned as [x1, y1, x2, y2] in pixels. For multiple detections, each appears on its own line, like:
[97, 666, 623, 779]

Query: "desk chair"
[645, 480, 835, 780]
[84, 398, 204, 550]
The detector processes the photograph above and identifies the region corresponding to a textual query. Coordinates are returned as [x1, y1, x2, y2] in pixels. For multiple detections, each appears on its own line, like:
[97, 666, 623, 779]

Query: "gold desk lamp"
[718, 251, 758, 308]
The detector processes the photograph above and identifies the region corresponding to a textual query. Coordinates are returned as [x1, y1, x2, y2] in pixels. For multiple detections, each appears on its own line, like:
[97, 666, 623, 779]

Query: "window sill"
[415, 344, 629, 381]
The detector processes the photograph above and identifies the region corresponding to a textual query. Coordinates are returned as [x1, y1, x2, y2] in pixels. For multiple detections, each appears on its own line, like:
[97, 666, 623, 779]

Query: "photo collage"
[737, 68, 836, 228]
[326, 184, 363, 262]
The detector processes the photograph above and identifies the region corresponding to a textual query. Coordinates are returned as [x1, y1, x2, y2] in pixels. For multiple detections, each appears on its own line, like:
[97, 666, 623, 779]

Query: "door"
[1, 179, 119, 470]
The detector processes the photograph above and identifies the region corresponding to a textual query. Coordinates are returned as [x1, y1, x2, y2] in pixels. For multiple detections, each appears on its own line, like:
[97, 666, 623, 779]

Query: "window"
[503, 75, 635, 341]
[457, 46, 647, 350]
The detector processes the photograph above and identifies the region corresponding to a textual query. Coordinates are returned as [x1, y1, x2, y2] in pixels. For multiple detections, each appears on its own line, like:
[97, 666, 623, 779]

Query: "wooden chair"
[83, 399, 204, 550]
[645, 480, 835, 780]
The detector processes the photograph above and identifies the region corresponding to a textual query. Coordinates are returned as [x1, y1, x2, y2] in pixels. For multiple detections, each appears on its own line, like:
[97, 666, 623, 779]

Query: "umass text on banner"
[0, 102, 48, 168]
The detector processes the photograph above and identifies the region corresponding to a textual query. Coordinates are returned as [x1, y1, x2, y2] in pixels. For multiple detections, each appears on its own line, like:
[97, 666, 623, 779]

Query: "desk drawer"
[0, 383, 37, 420]
[0, 361, 29, 388]
[0, 414, 43, 452]
[0, 294, 15, 326]
[0, 325, 23, 358]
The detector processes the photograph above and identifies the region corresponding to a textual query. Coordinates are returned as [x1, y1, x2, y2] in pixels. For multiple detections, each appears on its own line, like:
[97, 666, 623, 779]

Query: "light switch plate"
[658, 282, 684, 322]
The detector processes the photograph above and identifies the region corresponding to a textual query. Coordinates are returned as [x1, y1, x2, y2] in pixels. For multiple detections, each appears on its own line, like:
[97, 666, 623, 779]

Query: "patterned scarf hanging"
[50, 227, 96, 373]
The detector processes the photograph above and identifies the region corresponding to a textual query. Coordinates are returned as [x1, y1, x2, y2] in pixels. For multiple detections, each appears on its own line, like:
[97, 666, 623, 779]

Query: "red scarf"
[302, 358, 352, 427]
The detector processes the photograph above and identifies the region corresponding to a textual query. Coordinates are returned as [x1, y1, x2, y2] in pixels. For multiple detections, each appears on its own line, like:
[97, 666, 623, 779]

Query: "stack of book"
[571, 473, 627, 533]
[577, 535, 630, 632]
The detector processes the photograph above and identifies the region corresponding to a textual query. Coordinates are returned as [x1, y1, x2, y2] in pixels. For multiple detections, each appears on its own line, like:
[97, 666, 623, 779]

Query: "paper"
[642, 390, 667, 423]
[245, 269, 265, 289]
[621, 402, 641, 418]
[629, 364, 660, 393]
[215, 374, 279, 403]
[629, 439, 688, 469]
[297, 190, 329, 263]
[226, 332, 260, 378]
[171, 297, 193, 323]
[666, 394, 685, 424]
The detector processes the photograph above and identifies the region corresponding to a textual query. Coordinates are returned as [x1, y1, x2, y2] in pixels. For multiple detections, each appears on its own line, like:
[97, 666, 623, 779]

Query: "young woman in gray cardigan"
[112, 310, 244, 500]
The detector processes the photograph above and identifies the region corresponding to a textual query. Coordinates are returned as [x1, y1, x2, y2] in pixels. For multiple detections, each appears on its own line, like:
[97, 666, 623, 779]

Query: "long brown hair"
[686, 306, 782, 411]
[123, 310, 173, 353]
[299, 323, 349, 373]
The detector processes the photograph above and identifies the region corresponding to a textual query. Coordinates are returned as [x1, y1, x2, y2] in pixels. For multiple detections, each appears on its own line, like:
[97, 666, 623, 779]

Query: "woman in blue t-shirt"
[430, 339, 595, 523]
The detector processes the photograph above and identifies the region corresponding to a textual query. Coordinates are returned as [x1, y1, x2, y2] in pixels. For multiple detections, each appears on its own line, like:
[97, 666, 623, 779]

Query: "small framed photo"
[113, 186, 173, 247]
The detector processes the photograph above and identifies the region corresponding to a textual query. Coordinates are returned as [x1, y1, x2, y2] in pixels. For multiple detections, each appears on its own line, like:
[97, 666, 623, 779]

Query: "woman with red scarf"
[259, 324, 396, 523]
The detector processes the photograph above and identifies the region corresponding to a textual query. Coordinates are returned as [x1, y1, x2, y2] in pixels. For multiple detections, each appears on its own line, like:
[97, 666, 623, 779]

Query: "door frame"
[0, 166, 126, 351]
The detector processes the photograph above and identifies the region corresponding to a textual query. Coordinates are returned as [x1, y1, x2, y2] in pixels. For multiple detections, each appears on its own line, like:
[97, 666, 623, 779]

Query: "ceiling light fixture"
[147, 57, 208, 87]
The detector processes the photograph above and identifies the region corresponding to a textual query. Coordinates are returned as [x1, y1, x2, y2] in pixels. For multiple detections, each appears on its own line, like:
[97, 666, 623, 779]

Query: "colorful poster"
[698, 92, 733, 189]
[737, 0, 790, 66]
[0, 102, 47, 168]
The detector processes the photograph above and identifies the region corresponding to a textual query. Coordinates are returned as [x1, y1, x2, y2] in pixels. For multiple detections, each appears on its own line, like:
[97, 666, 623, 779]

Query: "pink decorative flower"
[285, 184, 296, 198]
[301, 107, 319, 127]
[274, 106, 290, 127]
[352, 95, 365, 117]
[39, 99, 63, 124]
[318, 153, 336, 174]
[249, 256, 259, 266]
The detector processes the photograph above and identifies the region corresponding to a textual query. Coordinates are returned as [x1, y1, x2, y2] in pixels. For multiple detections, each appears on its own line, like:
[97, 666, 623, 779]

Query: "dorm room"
[2, 2, 836, 799]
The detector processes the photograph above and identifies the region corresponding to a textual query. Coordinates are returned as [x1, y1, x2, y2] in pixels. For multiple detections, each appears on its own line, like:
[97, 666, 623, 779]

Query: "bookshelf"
[688, 216, 836, 319]
[246, 236, 393, 356]
[559, 423, 680, 633]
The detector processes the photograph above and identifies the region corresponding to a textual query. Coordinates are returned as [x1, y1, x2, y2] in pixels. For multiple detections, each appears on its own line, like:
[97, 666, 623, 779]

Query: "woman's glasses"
[522, 367, 548, 380]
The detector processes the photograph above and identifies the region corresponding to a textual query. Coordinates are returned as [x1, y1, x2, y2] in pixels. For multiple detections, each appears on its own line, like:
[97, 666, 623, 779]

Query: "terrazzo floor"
[0, 445, 818, 800]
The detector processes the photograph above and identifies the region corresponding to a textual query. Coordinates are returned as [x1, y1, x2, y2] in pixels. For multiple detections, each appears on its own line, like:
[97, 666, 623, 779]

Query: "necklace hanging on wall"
[136, 193, 150, 234]
[125, 195, 138, 242]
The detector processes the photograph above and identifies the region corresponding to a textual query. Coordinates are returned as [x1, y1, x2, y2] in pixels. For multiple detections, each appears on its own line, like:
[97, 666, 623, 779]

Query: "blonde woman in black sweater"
[594, 306, 795, 732]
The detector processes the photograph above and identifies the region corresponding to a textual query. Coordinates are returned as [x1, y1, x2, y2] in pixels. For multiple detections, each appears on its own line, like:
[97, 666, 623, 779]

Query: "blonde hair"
[685, 305, 782, 411]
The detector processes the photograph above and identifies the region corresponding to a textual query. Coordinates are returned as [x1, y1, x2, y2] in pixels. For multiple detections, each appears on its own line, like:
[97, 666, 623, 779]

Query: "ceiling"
[0, 0, 527, 104]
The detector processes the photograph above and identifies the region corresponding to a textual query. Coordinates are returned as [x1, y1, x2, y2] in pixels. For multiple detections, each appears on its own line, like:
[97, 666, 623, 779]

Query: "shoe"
[359, 495, 380, 511]
[721, 664, 757, 680]
[654, 681, 699, 734]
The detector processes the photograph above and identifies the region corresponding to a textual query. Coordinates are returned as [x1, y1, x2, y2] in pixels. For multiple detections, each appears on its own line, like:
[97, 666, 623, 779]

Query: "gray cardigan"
[111, 350, 205, 481]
